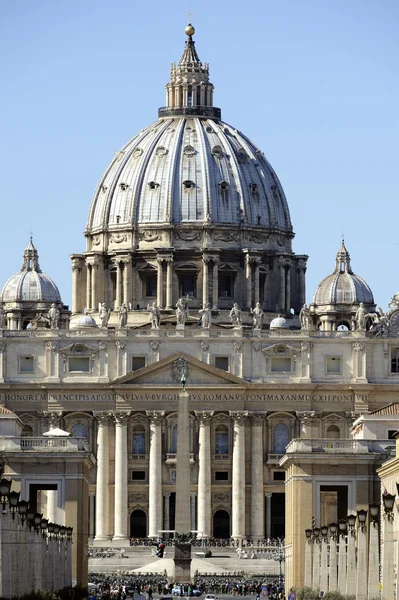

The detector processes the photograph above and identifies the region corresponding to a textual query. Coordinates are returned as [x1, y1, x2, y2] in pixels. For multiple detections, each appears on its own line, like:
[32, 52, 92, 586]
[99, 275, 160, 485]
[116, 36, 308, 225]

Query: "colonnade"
[93, 410, 270, 542]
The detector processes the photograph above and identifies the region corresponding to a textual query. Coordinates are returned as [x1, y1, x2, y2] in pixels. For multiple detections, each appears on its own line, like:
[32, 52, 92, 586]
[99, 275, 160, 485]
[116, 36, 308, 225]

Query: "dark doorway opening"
[29, 483, 57, 512]
[271, 493, 285, 539]
[213, 509, 230, 538]
[320, 485, 348, 523]
[130, 509, 147, 538]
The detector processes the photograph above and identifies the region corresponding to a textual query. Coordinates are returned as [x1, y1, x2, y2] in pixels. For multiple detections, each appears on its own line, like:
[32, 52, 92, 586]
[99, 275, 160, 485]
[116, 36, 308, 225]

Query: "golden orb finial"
[185, 23, 195, 37]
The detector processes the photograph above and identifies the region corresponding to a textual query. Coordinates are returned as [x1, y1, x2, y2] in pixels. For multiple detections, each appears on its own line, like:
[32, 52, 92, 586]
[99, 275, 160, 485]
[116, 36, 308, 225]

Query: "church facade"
[0, 24, 398, 590]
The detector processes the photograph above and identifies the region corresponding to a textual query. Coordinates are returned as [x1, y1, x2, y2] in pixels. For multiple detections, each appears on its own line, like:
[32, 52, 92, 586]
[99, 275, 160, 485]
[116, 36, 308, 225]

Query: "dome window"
[132, 147, 143, 158]
[120, 183, 129, 191]
[212, 145, 223, 158]
[155, 146, 168, 158]
[218, 181, 229, 192]
[148, 181, 160, 190]
[101, 185, 108, 193]
[183, 145, 196, 157]
[237, 147, 248, 163]
[250, 183, 259, 198]
[182, 180, 195, 191]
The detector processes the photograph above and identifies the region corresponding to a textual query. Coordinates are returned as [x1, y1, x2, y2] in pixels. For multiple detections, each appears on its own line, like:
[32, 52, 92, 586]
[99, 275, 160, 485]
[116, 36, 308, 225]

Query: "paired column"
[166, 257, 173, 309]
[250, 414, 265, 539]
[71, 258, 82, 313]
[115, 260, 123, 309]
[86, 262, 92, 310]
[91, 257, 99, 309]
[202, 257, 210, 308]
[279, 258, 286, 312]
[196, 411, 214, 538]
[212, 257, 219, 309]
[113, 411, 130, 540]
[265, 493, 272, 540]
[147, 410, 164, 538]
[122, 258, 131, 307]
[94, 413, 111, 541]
[285, 262, 291, 312]
[254, 259, 260, 305]
[337, 528, 347, 594]
[157, 258, 164, 308]
[245, 254, 252, 309]
[381, 510, 394, 600]
[231, 411, 248, 539]
[298, 260, 307, 306]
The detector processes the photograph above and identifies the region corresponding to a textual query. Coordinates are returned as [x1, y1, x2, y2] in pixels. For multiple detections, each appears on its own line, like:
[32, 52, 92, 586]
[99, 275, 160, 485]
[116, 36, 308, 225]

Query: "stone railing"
[285, 438, 394, 455]
[0, 436, 89, 452]
[165, 452, 195, 463]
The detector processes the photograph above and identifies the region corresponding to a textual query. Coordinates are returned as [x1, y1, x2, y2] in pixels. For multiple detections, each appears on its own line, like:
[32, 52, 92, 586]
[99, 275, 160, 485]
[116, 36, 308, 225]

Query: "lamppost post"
[328, 523, 338, 592]
[368, 503, 379, 600]
[346, 513, 356, 597]
[356, 509, 367, 600]
[304, 528, 313, 588]
[381, 493, 395, 600]
[337, 519, 347, 594]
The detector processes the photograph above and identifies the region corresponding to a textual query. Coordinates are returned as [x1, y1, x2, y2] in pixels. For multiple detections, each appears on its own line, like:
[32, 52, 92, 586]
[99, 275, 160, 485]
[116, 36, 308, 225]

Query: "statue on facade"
[119, 303, 128, 328]
[47, 303, 60, 329]
[99, 303, 111, 328]
[147, 302, 161, 329]
[368, 309, 389, 338]
[175, 297, 189, 326]
[388, 293, 399, 310]
[0, 307, 5, 328]
[299, 303, 311, 330]
[250, 302, 264, 329]
[354, 302, 367, 331]
[229, 303, 242, 327]
[199, 303, 212, 329]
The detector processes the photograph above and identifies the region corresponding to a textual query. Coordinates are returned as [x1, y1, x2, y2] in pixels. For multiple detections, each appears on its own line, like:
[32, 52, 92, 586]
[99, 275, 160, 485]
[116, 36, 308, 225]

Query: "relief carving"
[139, 230, 163, 242]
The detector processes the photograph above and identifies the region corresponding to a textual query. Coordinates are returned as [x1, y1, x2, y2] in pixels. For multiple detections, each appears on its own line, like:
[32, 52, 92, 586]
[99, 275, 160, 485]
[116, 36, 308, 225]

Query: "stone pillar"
[202, 257, 210, 308]
[157, 258, 164, 308]
[304, 536, 312, 589]
[298, 260, 307, 307]
[279, 259, 285, 312]
[329, 533, 338, 592]
[115, 261, 123, 309]
[265, 493, 272, 540]
[285, 262, 291, 312]
[337, 530, 347, 595]
[356, 518, 367, 600]
[86, 262, 92, 310]
[312, 539, 321, 591]
[94, 413, 111, 541]
[166, 257, 173, 309]
[123, 258, 131, 307]
[164, 492, 171, 532]
[89, 493, 95, 540]
[71, 258, 82, 313]
[250, 413, 265, 540]
[245, 254, 252, 309]
[147, 410, 164, 538]
[231, 411, 248, 539]
[254, 259, 260, 305]
[46, 489, 58, 523]
[91, 258, 98, 310]
[212, 258, 219, 309]
[320, 535, 328, 594]
[196, 411, 213, 538]
[113, 411, 130, 541]
[190, 493, 197, 531]
[346, 526, 356, 597]
[381, 511, 394, 600]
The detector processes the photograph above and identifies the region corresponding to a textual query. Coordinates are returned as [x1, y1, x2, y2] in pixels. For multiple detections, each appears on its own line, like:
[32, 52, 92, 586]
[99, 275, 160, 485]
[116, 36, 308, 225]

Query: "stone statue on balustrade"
[250, 302, 264, 330]
[99, 303, 111, 328]
[199, 303, 212, 329]
[0, 307, 5, 328]
[388, 293, 399, 310]
[368, 309, 389, 338]
[354, 302, 367, 331]
[47, 303, 60, 329]
[229, 303, 242, 328]
[118, 303, 128, 328]
[299, 303, 311, 330]
[147, 302, 161, 329]
[176, 297, 189, 327]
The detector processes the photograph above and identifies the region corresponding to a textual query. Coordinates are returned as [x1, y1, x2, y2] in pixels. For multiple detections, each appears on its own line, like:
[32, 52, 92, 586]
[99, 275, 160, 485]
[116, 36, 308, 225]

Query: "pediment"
[113, 352, 247, 386]
[261, 343, 299, 357]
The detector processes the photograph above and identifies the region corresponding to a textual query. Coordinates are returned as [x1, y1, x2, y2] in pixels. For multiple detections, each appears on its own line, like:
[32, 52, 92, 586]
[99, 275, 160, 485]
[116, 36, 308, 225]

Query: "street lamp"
[347, 513, 356, 536]
[329, 522, 337, 539]
[382, 493, 395, 522]
[66, 526, 73, 541]
[321, 525, 328, 538]
[8, 491, 20, 519]
[40, 518, 48, 537]
[369, 503, 379, 526]
[26, 508, 35, 529]
[357, 509, 367, 532]
[33, 513, 42, 533]
[305, 528, 312, 540]
[338, 519, 347, 537]
[17, 500, 28, 523]
[0, 478, 11, 512]
[47, 522, 54, 538]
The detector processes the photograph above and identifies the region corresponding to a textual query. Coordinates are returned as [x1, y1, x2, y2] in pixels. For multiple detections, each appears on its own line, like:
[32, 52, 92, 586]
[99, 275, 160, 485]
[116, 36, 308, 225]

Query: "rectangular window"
[68, 356, 90, 373]
[391, 349, 399, 373]
[215, 471, 229, 481]
[219, 274, 233, 298]
[326, 356, 342, 374]
[170, 469, 176, 483]
[181, 275, 196, 297]
[271, 357, 291, 372]
[132, 470, 146, 481]
[132, 356, 146, 371]
[273, 471, 286, 481]
[19, 356, 34, 373]
[214, 356, 229, 371]
[388, 430, 397, 440]
[132, 433, 145, 454]
[146, 275, 157, 297]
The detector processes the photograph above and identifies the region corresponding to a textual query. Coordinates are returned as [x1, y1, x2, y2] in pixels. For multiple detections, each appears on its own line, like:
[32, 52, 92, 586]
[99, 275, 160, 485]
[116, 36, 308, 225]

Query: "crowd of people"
[129, 538, 285, 548]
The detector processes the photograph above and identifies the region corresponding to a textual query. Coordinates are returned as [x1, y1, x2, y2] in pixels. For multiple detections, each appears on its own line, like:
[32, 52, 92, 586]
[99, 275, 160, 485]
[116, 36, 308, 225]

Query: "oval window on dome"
[147, 181, 160, 190]
[155, 146, 168, 158]
[212, 145, 223, 158]
[183, 144, 196, 157]
[237, 147, 248, 163]
[132, 147, 143, 159]
[182, 180, 195, 191]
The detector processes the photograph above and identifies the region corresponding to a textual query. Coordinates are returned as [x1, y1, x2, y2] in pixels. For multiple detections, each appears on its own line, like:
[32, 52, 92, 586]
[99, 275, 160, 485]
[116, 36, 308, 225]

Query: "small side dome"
[70, 314, 98, 329]
[270, 315, 289, 329]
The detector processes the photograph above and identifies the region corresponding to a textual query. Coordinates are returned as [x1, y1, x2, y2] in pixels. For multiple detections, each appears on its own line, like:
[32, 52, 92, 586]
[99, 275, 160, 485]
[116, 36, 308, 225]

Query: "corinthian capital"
[146, 410, 165, 425]
[195, 410, 214, 424]
[113, 411, 131, 425]
[230, 410, 249, 424]
[94, 412, 112, 425]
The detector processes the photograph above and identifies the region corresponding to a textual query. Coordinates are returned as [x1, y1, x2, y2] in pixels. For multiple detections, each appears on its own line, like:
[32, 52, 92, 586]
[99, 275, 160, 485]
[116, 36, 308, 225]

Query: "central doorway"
[130, 509, 147, 538]
[213, 509, 230, 538]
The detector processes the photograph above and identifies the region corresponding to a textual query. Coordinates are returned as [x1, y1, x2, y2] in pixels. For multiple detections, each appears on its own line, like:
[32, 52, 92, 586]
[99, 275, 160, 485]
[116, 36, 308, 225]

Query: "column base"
[94, 535, 112, 543]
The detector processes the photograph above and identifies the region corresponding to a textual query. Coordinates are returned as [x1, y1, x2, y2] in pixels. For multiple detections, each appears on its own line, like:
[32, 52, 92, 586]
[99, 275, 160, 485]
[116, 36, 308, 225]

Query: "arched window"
[171, 424, 178, 453]
[72, 423, 88, 439]
[327, 425, 340, 439]
[132, 426, 145, 454]
[273, 423, 290, 454]
[215, 425, 229, 455]
[21, 425, 33, 437]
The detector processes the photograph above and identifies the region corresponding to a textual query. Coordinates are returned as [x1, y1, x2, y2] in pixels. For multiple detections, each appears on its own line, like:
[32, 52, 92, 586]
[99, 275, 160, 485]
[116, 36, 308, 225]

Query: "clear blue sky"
[1, 0, 398, 309]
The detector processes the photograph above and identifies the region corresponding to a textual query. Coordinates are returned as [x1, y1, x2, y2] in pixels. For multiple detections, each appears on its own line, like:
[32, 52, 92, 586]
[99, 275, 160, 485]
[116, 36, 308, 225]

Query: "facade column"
[279, 259, 285, 312]
[285, 262, 291, 312]
[298, 260, 307, 306]
[265, 493, 272, 540]
[94, 413, 111, 541]
[202, 256, 210, 308]
[86, 262, 92, 310]
[113, 411, 130, 540]
[46, 489, 58, 523]
[147, 410, 164, 538]
[245, 253, 252, 309]
[163, 492, 171, 532]
[91, 258, 99, 310]
[230, 411, 248, 539]
[254, 259, 260, 305]
[166, 257, 173, 309]
[250, 413, 265, 539]
[212, 257, 219, 309]
[71, 258, 82, 313]
[381, 510, 394, 600]
[122, 257, 131, 307]
[195, 411, 214, 538]
[157, 258, 164, 309]
[115, 260, 123, 309]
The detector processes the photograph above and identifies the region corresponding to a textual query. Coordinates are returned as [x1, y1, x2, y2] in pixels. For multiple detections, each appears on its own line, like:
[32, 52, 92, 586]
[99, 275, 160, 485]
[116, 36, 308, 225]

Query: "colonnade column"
[147, 410, 165, 538]
[250, 413, 265, 539]
[212, 257, 219, 309]
[122, 257, 131, 307]
[115, 261, 123, 309]
[113, 411, 130, 541]
[279, 258, 285, 312]
[94, 413, 111, 541]
[86, 262, 92, 310]
[245, 254, 252, 309]
[157, 258, 164, 309]
[230, 411, 248, 539]
[196, 411, 214, 538]
[166, 257, 173, 309]
[202, 257, 210, 308]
